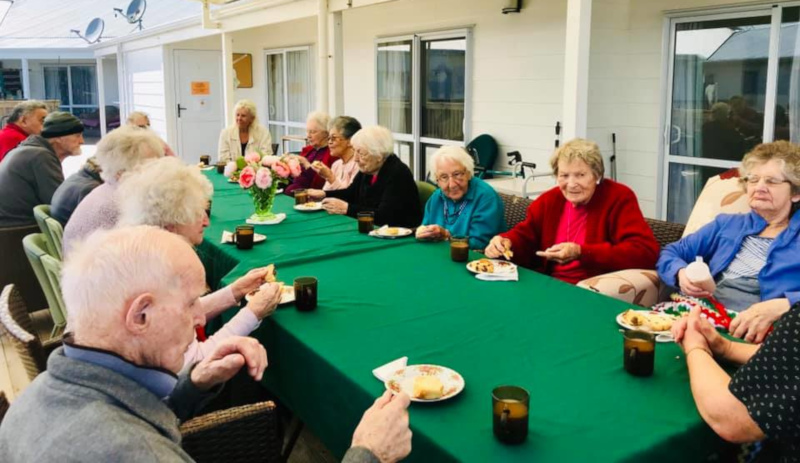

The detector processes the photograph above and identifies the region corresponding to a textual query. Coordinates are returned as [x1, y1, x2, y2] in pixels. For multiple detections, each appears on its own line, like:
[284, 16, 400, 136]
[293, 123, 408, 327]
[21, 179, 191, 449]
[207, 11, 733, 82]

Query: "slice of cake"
[412, 376, 444, 400]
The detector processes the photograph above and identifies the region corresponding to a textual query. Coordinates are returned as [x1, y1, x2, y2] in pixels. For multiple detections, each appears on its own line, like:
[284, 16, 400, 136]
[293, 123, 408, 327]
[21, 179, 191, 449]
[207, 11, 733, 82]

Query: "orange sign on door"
[191, 81, 210, 95]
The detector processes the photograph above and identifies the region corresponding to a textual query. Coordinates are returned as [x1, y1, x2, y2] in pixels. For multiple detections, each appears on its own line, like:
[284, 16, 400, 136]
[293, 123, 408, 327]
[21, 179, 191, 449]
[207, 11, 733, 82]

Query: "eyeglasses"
[436, 170, 468, 184]
[329, 135, 345, 144]
[354, 149, 373, 159]
[741, 175, 791, 187]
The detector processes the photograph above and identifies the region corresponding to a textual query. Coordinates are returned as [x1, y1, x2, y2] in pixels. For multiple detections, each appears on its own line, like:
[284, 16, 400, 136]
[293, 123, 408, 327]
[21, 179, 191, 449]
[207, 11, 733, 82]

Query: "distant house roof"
[0, 0, 202, 49]
[707, 24, 800, 62]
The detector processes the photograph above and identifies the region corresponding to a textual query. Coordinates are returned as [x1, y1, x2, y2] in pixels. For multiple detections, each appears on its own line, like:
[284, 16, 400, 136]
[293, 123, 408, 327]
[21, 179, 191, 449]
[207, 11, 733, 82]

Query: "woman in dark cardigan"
[308, 125, 421, 228]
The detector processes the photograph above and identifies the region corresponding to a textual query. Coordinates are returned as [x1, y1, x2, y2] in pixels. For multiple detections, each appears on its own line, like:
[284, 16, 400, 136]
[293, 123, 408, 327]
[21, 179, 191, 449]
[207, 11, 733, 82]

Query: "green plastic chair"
[33, 205, 62, 259]
[416, 181, 437, 213]
[44, 217, 64, 259]
[466, 134, 513, 179]
[22, 233, 66, 337]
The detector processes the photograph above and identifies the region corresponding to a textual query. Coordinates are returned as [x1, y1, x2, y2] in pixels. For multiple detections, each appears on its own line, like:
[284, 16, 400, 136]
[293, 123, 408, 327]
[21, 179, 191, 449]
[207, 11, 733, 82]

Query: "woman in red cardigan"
[485, 139, 659, 284]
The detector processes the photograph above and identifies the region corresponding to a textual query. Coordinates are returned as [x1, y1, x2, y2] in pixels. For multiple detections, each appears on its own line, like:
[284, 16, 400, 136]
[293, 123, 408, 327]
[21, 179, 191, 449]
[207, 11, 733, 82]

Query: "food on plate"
[385, 227, 400, 236]
[264, 264, 276, 283]
[300, 202, 319, 208]
[412, 376, 444, 400]
[470, 259, 495, 273]
[620, 309, 676, 332]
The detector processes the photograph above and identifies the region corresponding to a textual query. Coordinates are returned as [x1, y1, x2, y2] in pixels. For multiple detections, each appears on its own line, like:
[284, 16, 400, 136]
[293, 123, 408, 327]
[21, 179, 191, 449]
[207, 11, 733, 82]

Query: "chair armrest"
[181, 400, 282, 463]
[578, 270, 661, 307]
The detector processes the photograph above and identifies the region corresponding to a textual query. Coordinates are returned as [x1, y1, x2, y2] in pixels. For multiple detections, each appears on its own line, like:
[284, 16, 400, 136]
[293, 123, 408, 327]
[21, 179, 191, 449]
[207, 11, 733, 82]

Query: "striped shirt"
[722, 235, 773, 280]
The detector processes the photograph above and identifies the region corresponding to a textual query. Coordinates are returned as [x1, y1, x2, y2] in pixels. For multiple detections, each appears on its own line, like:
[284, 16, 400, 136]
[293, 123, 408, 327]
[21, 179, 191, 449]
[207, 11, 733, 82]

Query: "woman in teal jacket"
[416, 146, 505, 249]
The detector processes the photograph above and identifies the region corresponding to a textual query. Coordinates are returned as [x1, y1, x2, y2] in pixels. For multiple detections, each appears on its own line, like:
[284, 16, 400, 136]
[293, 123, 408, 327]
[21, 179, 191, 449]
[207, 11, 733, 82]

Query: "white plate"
[616, 310, 675, 343]
[385, 364, 465, 403]
[245, 284, 295, 305]
[293, 202, 323, 212]
[227, 178, 239, 184]
[221, 231, 266, 244]
[372, 227, 413, 238]
[466, 259, 517, 275]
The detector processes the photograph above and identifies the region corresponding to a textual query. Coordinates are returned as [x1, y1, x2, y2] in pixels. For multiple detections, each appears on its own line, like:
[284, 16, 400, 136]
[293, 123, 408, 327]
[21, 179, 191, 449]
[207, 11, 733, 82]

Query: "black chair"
[498, 193, 532, 230]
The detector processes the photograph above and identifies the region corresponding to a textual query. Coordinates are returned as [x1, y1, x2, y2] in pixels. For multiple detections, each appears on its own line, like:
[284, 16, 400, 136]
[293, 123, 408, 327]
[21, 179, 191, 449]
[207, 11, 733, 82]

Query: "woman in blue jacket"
[416, 146, 505, 250]
[658, 141, 800, 343]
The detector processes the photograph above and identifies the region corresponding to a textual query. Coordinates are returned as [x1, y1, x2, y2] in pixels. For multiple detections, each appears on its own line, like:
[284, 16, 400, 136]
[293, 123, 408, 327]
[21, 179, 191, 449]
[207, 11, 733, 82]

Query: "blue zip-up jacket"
[422, 177, 506, 250]
[657, 210, 800, 306]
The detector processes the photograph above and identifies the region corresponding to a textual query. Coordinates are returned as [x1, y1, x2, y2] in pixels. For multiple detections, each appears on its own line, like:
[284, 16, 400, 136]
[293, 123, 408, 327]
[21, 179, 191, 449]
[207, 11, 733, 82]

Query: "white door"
[174, 50, 223, 164]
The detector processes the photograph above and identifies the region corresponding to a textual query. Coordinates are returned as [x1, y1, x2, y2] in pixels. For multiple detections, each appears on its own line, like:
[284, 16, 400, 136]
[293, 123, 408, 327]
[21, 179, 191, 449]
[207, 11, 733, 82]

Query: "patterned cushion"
[683, 169, 749, 236]
[577, 270, 661, 307]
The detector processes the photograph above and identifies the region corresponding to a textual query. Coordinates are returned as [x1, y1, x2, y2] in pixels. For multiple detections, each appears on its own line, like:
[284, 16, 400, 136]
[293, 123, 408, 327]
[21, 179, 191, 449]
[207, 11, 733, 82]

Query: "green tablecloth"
[201, 171, 728, 462]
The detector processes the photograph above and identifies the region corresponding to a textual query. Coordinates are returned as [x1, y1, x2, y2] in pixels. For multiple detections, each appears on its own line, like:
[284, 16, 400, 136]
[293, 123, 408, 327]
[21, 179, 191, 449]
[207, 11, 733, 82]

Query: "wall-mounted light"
[502, 0, 522, 14]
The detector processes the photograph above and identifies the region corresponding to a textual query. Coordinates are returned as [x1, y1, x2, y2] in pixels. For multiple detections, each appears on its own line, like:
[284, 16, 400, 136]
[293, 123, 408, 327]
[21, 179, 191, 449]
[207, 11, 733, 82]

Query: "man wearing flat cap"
[0, 111, 84, 227]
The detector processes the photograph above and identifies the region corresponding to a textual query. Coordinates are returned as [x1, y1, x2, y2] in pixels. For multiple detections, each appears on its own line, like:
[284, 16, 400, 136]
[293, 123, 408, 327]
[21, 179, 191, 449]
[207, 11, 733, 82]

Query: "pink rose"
[273, 161, 291, 179]
[223, 161, 237, 178]
[255, 168, 273, 189]
[244, 152, 262, 164]
[239, 166, 256, 188]
[260, 155, 279, 167]
[287, 158, 302, 178]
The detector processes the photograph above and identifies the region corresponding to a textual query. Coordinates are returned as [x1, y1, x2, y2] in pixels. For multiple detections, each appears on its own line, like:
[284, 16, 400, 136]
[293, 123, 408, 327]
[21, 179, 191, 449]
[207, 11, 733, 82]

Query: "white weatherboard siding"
[341, 0, 569, 176]
[587, 0, 770, 218]
[123, 47, 168, 140]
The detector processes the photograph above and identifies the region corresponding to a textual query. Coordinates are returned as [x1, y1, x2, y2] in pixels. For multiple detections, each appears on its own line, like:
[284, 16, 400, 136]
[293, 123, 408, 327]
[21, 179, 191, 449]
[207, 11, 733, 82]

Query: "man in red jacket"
[0, 100, 48, 163]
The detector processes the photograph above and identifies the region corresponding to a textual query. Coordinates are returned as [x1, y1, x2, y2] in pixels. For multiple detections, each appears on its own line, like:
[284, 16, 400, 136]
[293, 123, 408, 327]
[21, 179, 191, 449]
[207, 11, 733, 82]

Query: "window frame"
[264, 45, 313, 154]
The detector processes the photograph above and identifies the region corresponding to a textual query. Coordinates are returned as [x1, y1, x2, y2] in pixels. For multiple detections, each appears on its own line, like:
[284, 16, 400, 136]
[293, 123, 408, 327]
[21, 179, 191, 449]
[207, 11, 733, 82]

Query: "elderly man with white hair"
[218, 99, 273, 163]
[0, 100, 48, 162]
[62, 124, 164, 255]
[284, 110, 334, 195]
[0, 226, 412, 462]
[308, 125, 421, 228]
[416, 146, 505, 249]
[117, 157, 281, 366]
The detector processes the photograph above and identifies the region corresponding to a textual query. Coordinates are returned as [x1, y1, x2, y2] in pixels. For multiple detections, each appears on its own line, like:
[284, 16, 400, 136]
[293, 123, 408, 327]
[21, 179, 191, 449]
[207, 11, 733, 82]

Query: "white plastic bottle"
[685, 256, 716, 293]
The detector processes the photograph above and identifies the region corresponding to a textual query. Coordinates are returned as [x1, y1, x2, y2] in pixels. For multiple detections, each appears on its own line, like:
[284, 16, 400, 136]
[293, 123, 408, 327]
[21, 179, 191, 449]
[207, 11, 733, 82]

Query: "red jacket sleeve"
[579, 186, 659, 273]
[500, 193, 549, 269]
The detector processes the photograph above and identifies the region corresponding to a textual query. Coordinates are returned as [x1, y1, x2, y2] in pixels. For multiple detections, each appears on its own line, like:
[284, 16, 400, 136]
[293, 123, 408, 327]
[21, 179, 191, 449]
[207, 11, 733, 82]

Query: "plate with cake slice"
[385, 364, 464, 403]
[466, 258, 517, 275]
[617, 309, 684, 342]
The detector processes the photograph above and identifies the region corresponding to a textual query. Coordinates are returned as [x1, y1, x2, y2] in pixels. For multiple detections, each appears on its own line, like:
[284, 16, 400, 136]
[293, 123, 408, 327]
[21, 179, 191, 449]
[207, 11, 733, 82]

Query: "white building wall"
[123, 47, 168, 140]
[102, 58, 120, 106]
[341, 0, 569, 173]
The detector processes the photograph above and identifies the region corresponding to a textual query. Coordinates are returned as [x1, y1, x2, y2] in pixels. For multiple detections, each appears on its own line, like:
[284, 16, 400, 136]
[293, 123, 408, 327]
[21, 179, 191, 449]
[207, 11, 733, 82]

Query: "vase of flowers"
[225, 151, 302, 222]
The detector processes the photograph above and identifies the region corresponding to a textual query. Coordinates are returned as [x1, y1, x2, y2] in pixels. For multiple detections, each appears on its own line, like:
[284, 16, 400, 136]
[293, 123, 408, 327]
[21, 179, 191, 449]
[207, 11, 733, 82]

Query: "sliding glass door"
[265, 47, 311, 154]
[662, 5, 800, 223]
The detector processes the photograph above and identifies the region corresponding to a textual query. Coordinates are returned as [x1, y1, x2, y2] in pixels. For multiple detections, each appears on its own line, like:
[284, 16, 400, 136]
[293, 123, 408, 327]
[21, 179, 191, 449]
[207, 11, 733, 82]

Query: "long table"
[201, 171, 729, 462]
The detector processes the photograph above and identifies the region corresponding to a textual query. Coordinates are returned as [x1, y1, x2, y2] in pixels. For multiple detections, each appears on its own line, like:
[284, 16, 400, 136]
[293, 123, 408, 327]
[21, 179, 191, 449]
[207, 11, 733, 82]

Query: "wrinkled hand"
[294, 155, 311, 169]
[231, 267, 273, 300]
[351, 391, 412, 463]
[485, 236, 511, 259]
[245, 283, 282, 320]
[310, 162, 334, 182]
[729, 298, 790, 343]
[190, 336, 268, 391]
[677, 268, 712, 298]
[322, 198, 348, 215]
[672, 307, 729, 356]
[307, 189, 326, 201]
[536, 242, 581, 264]
[415, 225, 449, 242]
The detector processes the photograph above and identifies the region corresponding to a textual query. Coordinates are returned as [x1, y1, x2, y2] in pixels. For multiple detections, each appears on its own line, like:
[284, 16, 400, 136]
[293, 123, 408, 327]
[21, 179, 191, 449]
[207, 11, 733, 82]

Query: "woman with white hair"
[218, 99, 273, 163]
[62, 125, 165, 255]
[486, 138, 658, 284]
[308, 125, 422, 228]
[284, 111, 334, 195]
[117, 157, 282, 367]
[416, 146, 505, 249]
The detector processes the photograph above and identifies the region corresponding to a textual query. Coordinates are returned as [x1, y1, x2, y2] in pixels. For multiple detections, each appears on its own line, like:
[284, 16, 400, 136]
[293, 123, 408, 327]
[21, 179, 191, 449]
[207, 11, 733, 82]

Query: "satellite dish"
[85, 18, 104, 44]
[114, 0, 146, 30]
[70, 17, 105, 44]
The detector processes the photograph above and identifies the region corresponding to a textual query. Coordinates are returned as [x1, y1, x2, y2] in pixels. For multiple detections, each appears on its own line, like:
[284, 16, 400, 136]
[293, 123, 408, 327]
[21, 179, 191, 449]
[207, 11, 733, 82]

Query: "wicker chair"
[0, 391, 9, 424]
[181, 400, 282, 463]
[498, 193, 532, 230]
[644, 218, 686, 248]
[0, 285, 60, 381]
